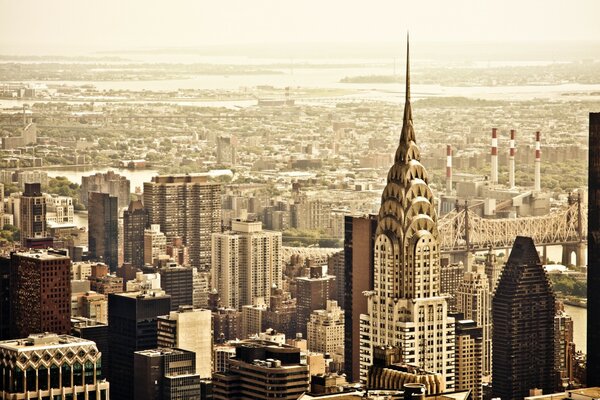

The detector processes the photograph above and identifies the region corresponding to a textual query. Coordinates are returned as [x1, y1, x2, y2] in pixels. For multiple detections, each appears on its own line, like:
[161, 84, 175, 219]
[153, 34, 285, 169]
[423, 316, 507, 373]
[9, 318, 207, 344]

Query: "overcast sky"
[1, 0, 599, 54]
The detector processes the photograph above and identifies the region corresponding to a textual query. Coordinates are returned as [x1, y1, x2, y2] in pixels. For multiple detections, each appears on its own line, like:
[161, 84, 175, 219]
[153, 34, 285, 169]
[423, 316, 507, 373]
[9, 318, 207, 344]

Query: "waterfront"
[565, 303, 586, 353]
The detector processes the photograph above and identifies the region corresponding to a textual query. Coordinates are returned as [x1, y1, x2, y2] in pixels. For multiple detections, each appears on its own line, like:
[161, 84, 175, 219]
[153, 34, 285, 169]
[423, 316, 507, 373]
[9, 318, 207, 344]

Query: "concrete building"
[134, 348, 201, 400]
[44, 194, 74, 225]
[241, 301, 267, 339]
[361, 42, 455, 387]
[88, 191, 118, 271]
[307, 300, 344, 357]
[343, 214, 377, 383]
[455, 319, 483, 400]
[262, 286, 297, 339]
[81, 170, 130, 209]
[144, 174, 222, 271]
[0, 333, 109, 400]
[212, 219, 282, 310]
[10, 249, 71, 338]
[492, 236, 556, 400]
[123, 200, 148, 268]
[456, 264, 492, 379]
[213, 308, 242, 343]
[157, 306, 212, 379]
[212, 340, 310, 400]
[192, 268, 210, 308]
[19, 182, 46, 246]
[108, 290, 171, 400]
[71, 317, 109, 380]
[296, 265, 336, 337]
[555, 303, 575, 387]
[143, 262, 194, 311]
[144, 224, 167, 266]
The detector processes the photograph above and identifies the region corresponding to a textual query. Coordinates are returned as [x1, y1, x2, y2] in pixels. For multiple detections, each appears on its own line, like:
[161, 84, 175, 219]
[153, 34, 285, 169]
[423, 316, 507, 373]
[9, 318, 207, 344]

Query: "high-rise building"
[361, 39, 455, 387]
[144, 224, 167, 265]
[0, 257, 10, 340]
[212, 219, 282, 309]
[144, 262, 194, 311]
[343, 214, 377, 383]
[555, 302, 575, 387]
[212, 340, 310, 400]
[484, 249, 505, 294]
[455, 319, 483, 400]
[328, 251, 345, 308]
[440, 260, 465, 312]
[157, 305, 212, 379]
[262, 286, 297, 339]
[81, 170, 130, 209]
[144, 174, 222, 271]
[241, 301, 267, 339]
[492, 236, 556, 400]
[456, 264, 492, 378]
[20, 182, 46, 246]
[307, 300, 344, 356]
[123, 200, 148, 268]
[44, 194, 74, 225]
[71, 317, 109, 380]
[192, 268, 210, 308]
[10, 249, 71, 338]
[108, 290, 171, 400]
[213, 307, 242, 343]
[588, 112, 600, 385]
[296, 265, 336, 337]
[134, 347, 201, 400]
[0, 333, 109, 399]
[88, 191, 118, 271]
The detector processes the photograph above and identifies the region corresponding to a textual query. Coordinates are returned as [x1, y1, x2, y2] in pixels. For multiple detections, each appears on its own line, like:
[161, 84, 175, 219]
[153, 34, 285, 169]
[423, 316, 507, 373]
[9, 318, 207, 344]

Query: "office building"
[262, 286, 297, 339]
[71, 317, 109, 380]
[44, 194, 74, 225]
[456, 264, 492, 378]
[307, 300, 344, 356]
[144, 174, 222, 271]
[20, 182, 46, 246]
[455, 319, 483, 400]
[588, 112, 600, 385]
[440, 261, 465, 312]
[88, 192, 118, 271]
[10, 249, 71, 338]
[492, 236, 556, 400]
[192, 268, 210, 308]
[212, 340, 310, 400]
[144, 262, 193, 311]
[81, 170, 130, 208]
[361, 40, 455, 387]
[157, 306, 212, 379]
[241, 301, 267, 339]
[144, 224, 167, 265]
[343, 214, 377, 383]
[134, 348, 201, 400]
[328, 251, 345, 308]
[108, 290, 171, 400]
[555, 303, 575, 387]
[0, 257, 10, 341]
[123, 200, 148, 268]
[296, 265, 336, 337]
[0, 333, 109, 400]
[213, 308, 242, 343]
[212, 219, 282, 310]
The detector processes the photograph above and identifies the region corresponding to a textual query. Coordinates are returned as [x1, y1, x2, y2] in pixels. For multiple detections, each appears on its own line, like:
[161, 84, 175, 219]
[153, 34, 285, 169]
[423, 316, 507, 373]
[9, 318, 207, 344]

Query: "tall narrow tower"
[446, 145, 453, 194]
[361, 37, 455, 388]
[534, 131, 541, 191]
[491, 128, 498, 185]
[509, 129, 516, 188]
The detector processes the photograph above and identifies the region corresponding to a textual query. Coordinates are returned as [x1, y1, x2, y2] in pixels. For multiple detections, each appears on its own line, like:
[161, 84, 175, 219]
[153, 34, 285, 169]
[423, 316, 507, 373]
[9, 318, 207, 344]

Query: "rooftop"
[0, 333, 95, 352]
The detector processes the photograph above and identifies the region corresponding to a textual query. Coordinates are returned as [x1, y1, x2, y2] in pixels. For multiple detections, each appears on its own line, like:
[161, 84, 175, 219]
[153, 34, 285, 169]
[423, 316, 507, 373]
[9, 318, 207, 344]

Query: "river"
[564, 304, 586, 353]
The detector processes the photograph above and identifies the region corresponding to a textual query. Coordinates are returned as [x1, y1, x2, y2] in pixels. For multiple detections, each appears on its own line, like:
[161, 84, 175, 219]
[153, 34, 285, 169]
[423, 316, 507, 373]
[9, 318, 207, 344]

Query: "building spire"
[405, 31, 410, 103]
[397, 32, 415, 160]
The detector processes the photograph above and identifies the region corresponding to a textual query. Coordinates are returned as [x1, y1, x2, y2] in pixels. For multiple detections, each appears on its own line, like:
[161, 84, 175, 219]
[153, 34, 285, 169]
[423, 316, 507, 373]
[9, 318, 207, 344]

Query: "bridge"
[438, 194, 587, 266]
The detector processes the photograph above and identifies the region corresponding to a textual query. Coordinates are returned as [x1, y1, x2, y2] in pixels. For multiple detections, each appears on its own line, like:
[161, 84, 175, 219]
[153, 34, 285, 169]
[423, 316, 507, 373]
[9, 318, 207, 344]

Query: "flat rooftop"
[0, 333, 94, 352]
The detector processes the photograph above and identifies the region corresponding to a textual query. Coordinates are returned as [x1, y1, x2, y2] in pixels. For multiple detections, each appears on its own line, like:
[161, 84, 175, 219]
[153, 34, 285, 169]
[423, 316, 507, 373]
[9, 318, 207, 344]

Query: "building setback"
[492, 236, 556, 400]
[10, 249, 71, 338]
[144, 174, 222, 271]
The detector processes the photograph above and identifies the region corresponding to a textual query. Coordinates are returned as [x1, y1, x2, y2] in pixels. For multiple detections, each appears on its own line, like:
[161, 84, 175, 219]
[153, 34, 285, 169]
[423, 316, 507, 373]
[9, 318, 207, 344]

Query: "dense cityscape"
[1, 2, 600, 400]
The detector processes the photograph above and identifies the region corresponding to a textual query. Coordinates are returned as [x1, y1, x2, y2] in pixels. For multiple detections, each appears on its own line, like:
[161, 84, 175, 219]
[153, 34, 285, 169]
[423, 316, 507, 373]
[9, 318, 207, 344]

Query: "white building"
[44, 194, 74, 225]
[307, 300, 344, 356]
[157, 306, 212, 379]
[144, 224, 167, 265]
[360, 44, 455, 388]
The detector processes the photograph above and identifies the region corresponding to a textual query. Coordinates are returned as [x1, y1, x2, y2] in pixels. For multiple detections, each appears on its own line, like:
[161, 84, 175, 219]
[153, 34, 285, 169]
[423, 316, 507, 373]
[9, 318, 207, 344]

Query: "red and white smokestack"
[509, 129, 516, 188]
[534, 131, 541, 191]
[446, 145, 452, 194]
[491, 128, 498, 185]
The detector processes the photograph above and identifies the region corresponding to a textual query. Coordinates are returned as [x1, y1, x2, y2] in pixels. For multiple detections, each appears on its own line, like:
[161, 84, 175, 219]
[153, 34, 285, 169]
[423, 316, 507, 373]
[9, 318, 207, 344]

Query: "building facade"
[144, 174, 222, 271]
[81, 170, 130, 209]
[19, 182, 46, 246]
[455, 319, 483, 400]
[361, 41, 455, 387]
[123, 200, 148, 268]
[588, 112, 600, 385]
[88, 192, 118, 271]
[296, 265, 336, 337]
[307, 300, 344, 356]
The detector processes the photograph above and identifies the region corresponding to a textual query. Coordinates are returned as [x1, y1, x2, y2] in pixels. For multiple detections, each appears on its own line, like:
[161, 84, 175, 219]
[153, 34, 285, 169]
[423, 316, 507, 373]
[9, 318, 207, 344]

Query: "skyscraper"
[455, 319, 483, 400]
[144, 174, 222, 271]
[10, 249, 71, 338]
[307, 300, 344, 355]
[20, 182, 46, 246]
[361, 38, 455, 387]
[81, 170, 130, 208]
[343, 214, 377, 383]
[296, 264, 336, 337]
[587, 112, 600, 385]
[123, 199, 148, 268]
[108, 290, 171, 400]
[88, 191, 118, 271]
[492, 236, 556, 400]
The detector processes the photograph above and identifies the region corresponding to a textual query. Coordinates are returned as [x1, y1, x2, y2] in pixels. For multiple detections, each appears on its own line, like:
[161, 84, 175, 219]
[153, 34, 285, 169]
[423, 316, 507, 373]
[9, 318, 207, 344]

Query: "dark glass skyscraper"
[88, 192, 118, 271]
[587, 112, 600, 384]
[123, 200, 148, 268]
[492, 236, 556, 400]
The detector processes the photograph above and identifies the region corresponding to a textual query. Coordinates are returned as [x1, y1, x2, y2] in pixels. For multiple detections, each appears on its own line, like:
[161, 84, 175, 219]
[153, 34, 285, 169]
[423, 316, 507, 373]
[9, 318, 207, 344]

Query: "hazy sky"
[1, 0, 600, 54]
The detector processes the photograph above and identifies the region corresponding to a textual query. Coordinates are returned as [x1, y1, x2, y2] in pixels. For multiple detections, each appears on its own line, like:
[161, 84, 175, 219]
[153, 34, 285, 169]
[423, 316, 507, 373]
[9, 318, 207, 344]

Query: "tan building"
[19, 183, 46, 246]
[241, 301, 267, 339]
[78, 291, 108, 324]
[307, 300, 344, 356]
[455, 319, 483, 400]
[144, 224, 167, 266]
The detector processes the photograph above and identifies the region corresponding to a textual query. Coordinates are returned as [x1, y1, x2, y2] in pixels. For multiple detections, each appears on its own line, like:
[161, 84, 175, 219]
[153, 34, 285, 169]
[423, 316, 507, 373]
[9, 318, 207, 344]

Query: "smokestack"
[22, 104, 26, 126]
[509, 129, 516, 188]
[446, 145, 452, 195]
[534, 131, 541, 191]
[491, 128, 498, 185]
